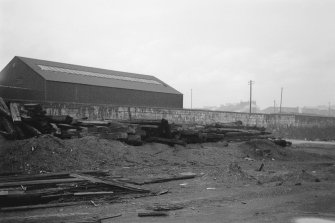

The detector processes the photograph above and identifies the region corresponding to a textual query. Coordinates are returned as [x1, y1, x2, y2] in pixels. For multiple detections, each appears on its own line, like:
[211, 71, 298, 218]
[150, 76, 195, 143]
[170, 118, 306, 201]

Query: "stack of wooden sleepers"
[0, 170, 150, 212]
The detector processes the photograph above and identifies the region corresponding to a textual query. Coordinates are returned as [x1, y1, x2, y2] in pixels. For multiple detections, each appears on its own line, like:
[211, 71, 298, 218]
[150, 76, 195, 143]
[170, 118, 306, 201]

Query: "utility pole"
[329, 102, 331, 116]
[274, 100, 276, 113]
[248, 80, 254, 114]
[279, 87, 283, 114]
[191, 89, 193, 109]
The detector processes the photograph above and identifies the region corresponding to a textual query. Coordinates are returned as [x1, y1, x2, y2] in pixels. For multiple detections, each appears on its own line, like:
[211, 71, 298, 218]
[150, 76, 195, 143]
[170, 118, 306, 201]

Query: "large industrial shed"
[0, 56, 183, 108]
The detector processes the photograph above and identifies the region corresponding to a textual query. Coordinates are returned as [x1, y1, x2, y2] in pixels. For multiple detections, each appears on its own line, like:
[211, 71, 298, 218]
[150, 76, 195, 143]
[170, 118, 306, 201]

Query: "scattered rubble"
[239, 139, 291, 160]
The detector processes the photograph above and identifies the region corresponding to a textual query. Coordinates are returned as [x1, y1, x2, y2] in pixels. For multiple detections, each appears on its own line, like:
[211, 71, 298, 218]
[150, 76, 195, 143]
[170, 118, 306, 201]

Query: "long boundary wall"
[10, 100, 335, 140]
[43, 102, 335, 126]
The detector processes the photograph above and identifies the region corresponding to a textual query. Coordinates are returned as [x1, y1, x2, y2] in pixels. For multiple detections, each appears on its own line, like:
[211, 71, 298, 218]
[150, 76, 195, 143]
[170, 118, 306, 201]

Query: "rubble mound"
[239, 139, 290, 160]
[0, 135, 238, 175]
[0, 135, 129, 174]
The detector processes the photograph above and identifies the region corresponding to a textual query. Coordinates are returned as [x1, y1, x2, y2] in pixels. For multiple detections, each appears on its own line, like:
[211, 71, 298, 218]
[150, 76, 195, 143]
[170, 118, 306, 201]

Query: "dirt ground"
[0, 136, 334, 223]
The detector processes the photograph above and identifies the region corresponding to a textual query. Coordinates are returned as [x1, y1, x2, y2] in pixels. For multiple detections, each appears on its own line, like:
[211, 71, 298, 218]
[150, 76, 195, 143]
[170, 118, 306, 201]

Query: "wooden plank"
[0, 201, 88, 212]
[0, 212, 91, 222]
[203, 127, 264, 134]
[224, 131, 261, 136]
[0, 97, 10, 117]
[127, 173, 197, 185]
[146, 203, 184, 211]
[0, 177, 85, 188]
[76, 120, 111, 126]
[70, 174, 150, 193]
[0, 173, 71, 182]
[138, 211, 168, 217]
[56, 124, 77, 130]
[74, 191, 114, 196]
[140, 174, 196, 185]
[0, 170, 109, 183]
[0, 190, 25, 196]
[9, 103, 21, 122]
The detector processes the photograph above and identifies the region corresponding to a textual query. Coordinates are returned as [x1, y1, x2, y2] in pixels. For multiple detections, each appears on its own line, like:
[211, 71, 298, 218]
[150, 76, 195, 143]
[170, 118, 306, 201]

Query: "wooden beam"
[0, 170, 109, 182]
[138, 211, 168, 217]
[0, 177, 85, 188]
[70, 174, 150, 193]
[74, 191, 114, 196]
[0, 212, 92, 222]
[76, 120, 111, 126]
[0, 201, 88, 212]
[0, 173, 71, 182]
[139, 174, 196, 185]
[0, 97, 10, 117]
[9, 103, 21, 122]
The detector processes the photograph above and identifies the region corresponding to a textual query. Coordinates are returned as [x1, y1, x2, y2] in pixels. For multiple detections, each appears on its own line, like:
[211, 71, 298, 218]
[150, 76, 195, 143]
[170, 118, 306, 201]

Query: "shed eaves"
[17, 56, 182, 95]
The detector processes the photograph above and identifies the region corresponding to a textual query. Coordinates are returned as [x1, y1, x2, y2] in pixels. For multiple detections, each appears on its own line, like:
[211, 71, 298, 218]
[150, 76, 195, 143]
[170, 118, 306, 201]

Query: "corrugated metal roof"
[17, 56, 182, 95]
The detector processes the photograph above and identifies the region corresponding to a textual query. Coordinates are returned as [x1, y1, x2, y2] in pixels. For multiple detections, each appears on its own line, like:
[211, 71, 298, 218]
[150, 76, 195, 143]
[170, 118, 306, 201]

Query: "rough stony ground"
[0, 136, 334, 223]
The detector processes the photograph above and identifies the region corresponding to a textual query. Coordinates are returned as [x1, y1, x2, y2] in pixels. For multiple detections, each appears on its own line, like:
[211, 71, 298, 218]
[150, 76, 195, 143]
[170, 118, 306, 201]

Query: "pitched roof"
[17, 56, 182, 95]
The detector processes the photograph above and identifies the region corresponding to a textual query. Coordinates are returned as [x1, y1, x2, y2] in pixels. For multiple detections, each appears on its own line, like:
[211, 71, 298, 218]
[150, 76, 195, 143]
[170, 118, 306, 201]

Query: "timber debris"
[138, 211, 169, 217]
[0, 99, 277, 146]
[0, 171, 150, 212]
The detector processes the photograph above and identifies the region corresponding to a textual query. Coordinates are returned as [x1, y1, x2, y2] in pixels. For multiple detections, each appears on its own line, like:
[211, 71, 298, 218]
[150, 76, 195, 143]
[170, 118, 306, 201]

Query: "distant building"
[261, 106, 299, 114]
[301, 107, 335, 116]
[215, 101, 259, 113]
[0, 56, 183, 108]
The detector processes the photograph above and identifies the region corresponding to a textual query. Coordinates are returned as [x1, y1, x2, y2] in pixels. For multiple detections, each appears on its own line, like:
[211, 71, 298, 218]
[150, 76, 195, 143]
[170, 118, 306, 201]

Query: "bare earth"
[0, 137, 334, 223]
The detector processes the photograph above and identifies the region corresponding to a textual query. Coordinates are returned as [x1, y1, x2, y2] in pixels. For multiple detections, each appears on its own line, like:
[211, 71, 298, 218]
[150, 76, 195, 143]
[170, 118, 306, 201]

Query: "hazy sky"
[1, 0, 335, 109]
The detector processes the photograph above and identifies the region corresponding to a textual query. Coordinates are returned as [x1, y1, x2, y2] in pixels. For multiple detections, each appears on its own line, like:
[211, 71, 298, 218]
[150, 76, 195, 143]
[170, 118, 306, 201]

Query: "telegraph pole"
[248, 80, 254, 114]
[279, 87, 283, 113]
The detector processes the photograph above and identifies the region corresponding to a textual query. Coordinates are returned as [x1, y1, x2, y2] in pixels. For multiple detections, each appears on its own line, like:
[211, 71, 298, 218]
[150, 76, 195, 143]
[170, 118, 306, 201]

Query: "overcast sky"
[1, 0, 335, 109]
